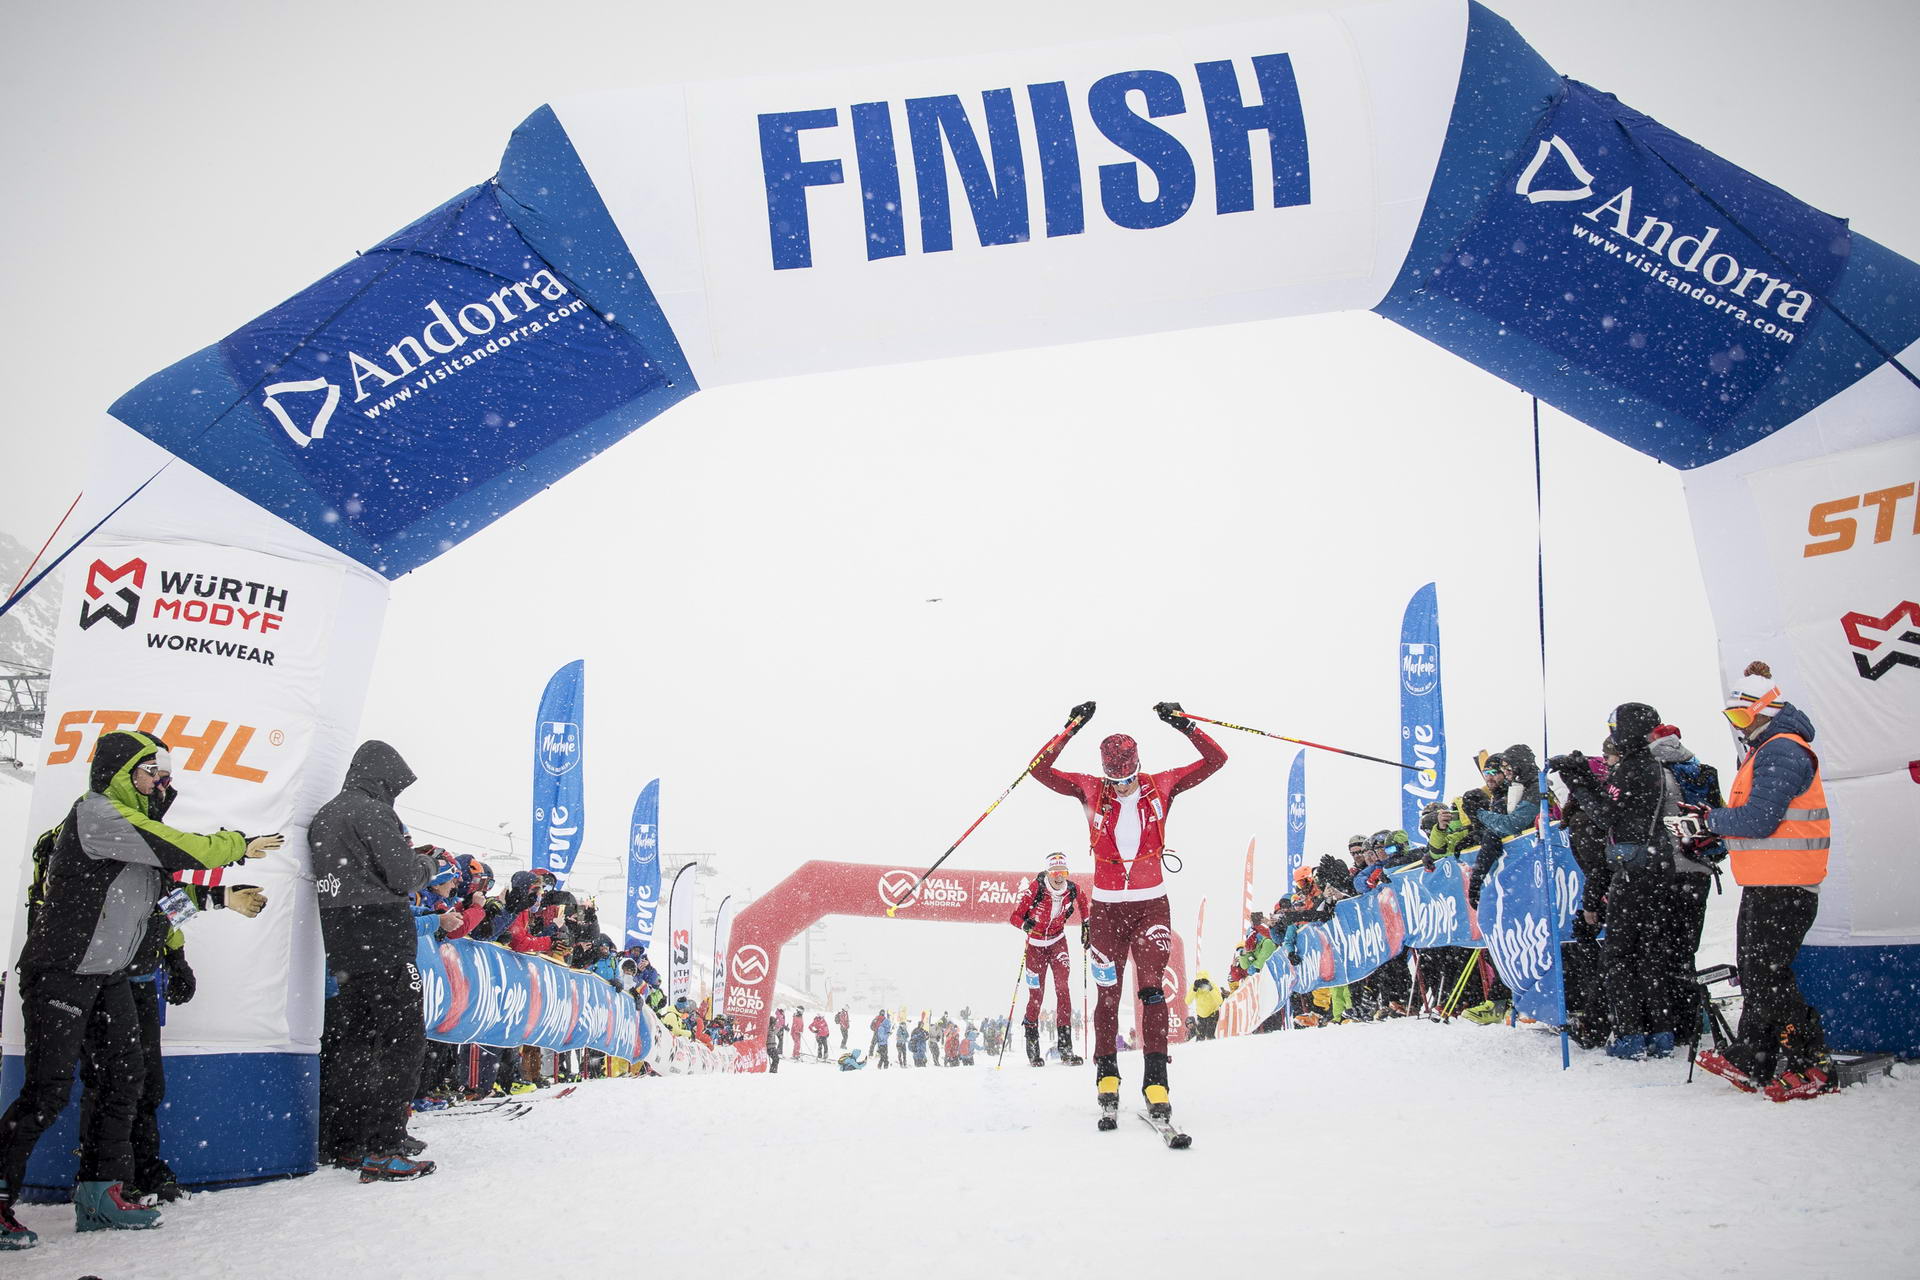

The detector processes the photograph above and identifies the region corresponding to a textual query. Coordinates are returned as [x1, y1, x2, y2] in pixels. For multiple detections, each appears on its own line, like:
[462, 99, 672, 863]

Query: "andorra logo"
[730, 945, 770, 985]
[1514, 134, 1595, 204]
[261, 378, 341, 448]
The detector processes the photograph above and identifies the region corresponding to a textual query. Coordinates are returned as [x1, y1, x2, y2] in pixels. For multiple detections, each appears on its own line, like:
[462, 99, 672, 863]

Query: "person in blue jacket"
[874, 1010, 893, 1068]
[909, 1019, 929, 1067]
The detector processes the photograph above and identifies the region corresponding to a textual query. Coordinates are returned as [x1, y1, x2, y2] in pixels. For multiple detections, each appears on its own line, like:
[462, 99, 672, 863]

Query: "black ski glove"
[1067, 701, 1096, 728]
[164, 946, 197, 1006]
[1079, 921, 1091, 947]
[1153, 701, 1194, 732]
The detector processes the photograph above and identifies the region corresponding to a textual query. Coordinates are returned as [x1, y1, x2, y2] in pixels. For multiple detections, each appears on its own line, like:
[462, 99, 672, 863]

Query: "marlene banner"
[1268, 827, 1580, 1020]
[416, 927, 665, 1069]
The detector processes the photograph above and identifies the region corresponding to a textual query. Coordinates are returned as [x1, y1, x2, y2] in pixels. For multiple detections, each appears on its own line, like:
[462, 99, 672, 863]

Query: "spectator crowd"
[1214, 665, 1834, 1104]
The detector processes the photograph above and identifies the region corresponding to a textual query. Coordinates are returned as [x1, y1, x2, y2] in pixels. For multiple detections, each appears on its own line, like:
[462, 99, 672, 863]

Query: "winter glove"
[1067, 701, 1096, 728]
[1153, 701, 1194, 732]
[243, 833, 283, 859]
[1079, 921, 1091, 947]
[227, 886, 268, 918]
[1467, 872, 1483, 910]
[149, 780, 178, 820]
[1021, 917, 1038, 935]
[163, 947, 197, 1006]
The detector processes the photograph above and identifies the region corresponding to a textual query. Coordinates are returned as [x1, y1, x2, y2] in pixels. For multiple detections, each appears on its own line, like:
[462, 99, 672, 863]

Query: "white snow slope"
[8, 1018, 1915, 1279]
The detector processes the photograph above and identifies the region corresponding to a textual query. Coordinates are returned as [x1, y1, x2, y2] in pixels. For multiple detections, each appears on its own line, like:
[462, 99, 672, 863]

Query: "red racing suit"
[1010, 876, 1081, 1026]
[1031, 722, 1226, 1066]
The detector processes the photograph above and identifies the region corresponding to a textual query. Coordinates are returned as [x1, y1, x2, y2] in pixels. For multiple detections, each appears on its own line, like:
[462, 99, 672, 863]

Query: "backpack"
[25, 817, 66, 933]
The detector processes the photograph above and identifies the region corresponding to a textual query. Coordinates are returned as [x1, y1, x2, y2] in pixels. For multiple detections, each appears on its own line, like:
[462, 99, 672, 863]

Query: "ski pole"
[1441, 954, 1478, 1020]
[1178, 712, 1421, 772]
[884, 717, 1082, 916]
[994, 950, 1027, 1071]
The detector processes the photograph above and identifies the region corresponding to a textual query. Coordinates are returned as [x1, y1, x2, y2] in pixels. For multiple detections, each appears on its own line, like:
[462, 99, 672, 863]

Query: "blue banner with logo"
[416, 925, 657, 1062]
[1269, 832, 1579, 1013]
[110, 109, 696, 579]
[1377, 5, 1919, 470]
[1285, 750, 1307, 891]
[626, 779, 662, 951]
[1399, 582, 1445, 838]
[1476, 824, 1576, 1026]
[532, 659, 586, 882]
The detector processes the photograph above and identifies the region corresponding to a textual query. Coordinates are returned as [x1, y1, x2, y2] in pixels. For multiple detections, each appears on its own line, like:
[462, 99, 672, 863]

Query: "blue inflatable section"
[1795, 945, 1920, 1058]
[1376, 2, 1920, 469]
[0, 1051, 317, 1202]
[110, 116, 695, 579]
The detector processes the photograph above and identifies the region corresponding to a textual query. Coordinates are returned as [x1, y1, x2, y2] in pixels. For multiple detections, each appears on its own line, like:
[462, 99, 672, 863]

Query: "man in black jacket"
[1, 730, 273, 1249]
[311, 740, 437, 1182]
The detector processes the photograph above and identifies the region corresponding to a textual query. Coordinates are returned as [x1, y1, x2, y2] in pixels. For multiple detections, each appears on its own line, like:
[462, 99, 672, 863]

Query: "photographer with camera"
[1554, 705, 1686, 1061]
[1, 731, 276, 1250]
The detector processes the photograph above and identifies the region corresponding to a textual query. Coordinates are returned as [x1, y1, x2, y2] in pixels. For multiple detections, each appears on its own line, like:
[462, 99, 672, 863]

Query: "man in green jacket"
[0, 730, 276, 1249]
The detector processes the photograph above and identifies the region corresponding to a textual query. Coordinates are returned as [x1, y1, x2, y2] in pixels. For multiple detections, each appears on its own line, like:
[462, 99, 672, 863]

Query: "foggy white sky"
[2, 1, 1914, 1013]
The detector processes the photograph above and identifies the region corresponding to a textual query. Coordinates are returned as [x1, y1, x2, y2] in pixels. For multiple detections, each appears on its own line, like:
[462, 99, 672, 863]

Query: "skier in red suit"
[1031, 701, 1226, 1129]
[1009, 852, 1084, 1068]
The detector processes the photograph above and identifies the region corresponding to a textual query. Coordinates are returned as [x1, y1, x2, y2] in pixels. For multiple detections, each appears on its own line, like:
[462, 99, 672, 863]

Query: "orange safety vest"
[1724, 732, 1829, 887]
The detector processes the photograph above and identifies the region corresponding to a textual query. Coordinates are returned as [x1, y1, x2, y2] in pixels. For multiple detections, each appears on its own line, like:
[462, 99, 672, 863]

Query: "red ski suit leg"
[1022, 937, 1072, 1025]
[1088, 896, 1172, 1060]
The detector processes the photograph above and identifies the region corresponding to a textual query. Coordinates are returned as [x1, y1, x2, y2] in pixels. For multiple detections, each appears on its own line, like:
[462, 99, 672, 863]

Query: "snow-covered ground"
[9, 1013, 1916, 1278]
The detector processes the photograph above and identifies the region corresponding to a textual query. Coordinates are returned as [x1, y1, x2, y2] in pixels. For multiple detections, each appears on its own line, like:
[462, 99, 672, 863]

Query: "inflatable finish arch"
[8, 0, 1918, 1186]
[719, 861, 1187, 1066]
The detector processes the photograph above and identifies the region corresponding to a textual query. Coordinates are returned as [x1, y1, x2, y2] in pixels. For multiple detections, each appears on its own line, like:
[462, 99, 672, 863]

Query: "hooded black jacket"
[310, 740, 433, 972]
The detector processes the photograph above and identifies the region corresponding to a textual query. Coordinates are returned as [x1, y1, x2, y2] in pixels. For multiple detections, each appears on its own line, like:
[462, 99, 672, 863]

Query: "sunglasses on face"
[135, 764, 172, 784]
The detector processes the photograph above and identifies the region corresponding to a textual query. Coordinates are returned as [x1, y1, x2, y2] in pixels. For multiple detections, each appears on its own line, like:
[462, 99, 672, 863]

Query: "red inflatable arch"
[719, 860, 1187, 1070]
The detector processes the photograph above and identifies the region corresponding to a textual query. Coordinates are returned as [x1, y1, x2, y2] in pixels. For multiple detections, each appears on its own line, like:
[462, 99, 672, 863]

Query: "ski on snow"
[1136, 1111, 1193, 1149]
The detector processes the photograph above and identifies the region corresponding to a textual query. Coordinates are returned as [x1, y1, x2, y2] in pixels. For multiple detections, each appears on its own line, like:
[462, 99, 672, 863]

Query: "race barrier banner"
[1268, 826, 1580, 1026]
[416, 926, 665, 1070]
[1219, 964, 1279, 1038]
[532, 659, 586, 881]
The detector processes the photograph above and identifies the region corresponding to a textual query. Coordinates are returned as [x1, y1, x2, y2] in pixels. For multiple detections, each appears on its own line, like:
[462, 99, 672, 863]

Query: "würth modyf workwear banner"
[667, 861, 697, 1008]
[532, 660, 585, 883]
